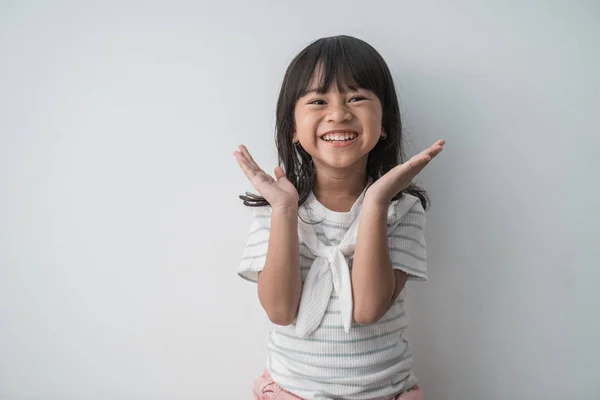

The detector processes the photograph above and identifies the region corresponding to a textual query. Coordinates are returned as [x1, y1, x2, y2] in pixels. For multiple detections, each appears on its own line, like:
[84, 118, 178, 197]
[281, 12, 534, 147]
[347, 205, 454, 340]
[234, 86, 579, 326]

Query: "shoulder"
[249, 205, 272, 228]
[386, 193, 425, 228]
[251, 205, 272, 217]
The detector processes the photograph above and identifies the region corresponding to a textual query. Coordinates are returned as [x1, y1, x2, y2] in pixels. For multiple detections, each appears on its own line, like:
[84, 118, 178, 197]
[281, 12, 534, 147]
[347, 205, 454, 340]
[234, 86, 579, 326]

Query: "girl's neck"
[312, 168, 367, 213]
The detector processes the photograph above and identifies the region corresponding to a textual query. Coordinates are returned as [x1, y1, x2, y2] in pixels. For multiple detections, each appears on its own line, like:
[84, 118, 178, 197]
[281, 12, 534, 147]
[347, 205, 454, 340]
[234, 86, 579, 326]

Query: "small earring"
[380, 131, 387, 140]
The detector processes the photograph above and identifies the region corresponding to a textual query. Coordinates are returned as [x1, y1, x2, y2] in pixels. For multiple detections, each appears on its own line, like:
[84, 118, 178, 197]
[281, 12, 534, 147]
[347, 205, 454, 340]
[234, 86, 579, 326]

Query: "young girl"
[234, 35, 444, 400]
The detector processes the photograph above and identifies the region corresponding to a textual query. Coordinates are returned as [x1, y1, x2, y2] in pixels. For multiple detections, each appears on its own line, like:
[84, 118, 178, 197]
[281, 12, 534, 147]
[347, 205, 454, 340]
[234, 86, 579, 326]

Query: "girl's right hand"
[234, 144, 299, 211]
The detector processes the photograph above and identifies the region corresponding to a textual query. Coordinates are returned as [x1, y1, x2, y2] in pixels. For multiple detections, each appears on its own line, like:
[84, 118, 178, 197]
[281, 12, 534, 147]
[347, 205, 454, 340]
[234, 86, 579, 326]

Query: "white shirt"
[239, 186, 428, 400]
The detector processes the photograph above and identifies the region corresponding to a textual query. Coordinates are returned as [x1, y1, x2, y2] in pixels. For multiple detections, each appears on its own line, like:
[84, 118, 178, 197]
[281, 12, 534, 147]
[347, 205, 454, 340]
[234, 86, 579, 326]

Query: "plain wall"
[1, 1, 598, 399]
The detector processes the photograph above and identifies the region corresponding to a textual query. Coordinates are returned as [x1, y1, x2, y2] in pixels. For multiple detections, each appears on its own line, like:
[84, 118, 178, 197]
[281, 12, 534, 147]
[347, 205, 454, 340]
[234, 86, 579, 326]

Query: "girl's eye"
[308, 99, 326, 105]
[349, 96, 366, 103]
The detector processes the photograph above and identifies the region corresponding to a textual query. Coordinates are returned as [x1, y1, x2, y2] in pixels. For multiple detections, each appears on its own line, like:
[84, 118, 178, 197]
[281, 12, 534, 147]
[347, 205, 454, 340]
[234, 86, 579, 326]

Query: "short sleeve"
[387, 196, 427, 281]
[237, 206, 271, 283]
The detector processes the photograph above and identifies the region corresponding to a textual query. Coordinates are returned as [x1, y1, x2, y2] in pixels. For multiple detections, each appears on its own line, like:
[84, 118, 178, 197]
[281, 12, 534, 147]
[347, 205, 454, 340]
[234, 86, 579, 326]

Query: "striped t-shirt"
[238, 187, 427, 400]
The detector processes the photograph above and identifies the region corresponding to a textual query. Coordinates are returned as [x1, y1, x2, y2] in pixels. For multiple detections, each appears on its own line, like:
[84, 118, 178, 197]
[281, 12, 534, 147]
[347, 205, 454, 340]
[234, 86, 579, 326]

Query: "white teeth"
[322, 133, 357, 141]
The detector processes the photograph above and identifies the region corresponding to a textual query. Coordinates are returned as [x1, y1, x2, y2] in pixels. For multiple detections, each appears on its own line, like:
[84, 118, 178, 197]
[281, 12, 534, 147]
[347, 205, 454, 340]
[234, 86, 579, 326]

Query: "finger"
[238, 145, 261, 173]
[274, 166, 287, 180]
[394, 141, 444, 182]
[239, 145, 261, 172]
[409, 152, 432, 168]
[400, 154, 432, 179]
[236, 145, 256, 172]
[233, 151, 258, 179]
[430, 142, 444, 157]
[418, 142, 443, 160]
[428, 140, 445, 156]
[425, 147, 442, 159]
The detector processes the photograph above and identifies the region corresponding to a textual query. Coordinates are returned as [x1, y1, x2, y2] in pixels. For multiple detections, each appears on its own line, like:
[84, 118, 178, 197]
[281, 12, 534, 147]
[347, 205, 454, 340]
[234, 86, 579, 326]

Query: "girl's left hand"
[364, 140, 445, 208]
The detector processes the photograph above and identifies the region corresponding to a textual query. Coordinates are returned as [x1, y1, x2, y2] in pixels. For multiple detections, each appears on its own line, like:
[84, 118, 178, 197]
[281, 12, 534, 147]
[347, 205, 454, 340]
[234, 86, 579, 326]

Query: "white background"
[1, 1, 599, 399]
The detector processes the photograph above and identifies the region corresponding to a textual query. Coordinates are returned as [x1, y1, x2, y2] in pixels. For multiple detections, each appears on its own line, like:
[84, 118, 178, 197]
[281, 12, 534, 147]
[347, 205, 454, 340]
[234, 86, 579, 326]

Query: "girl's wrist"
[271, 204, 299, 216]
[363, 193, 391, 213]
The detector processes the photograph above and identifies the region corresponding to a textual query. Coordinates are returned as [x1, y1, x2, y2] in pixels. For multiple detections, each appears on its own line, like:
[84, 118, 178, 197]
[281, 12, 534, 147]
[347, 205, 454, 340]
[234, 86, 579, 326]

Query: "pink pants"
[253, 370, 424, 400]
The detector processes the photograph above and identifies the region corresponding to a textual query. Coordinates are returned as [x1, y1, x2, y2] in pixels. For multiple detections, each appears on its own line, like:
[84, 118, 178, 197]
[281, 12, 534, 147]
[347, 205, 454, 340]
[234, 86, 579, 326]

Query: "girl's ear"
[292, 134, 299, 144]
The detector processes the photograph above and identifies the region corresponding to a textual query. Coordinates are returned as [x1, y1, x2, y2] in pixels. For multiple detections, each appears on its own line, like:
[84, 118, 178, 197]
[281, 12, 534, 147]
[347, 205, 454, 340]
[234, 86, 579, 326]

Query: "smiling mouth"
[320, 132, 358, 142]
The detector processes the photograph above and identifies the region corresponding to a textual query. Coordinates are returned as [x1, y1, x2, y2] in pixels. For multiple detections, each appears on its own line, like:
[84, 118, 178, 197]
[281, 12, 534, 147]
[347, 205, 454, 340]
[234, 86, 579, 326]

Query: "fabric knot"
[294, 216, 361, 337]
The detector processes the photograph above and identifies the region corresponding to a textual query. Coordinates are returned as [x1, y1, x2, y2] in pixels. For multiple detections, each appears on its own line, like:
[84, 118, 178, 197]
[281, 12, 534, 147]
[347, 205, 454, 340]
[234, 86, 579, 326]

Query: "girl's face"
[293, 80, 383, 173]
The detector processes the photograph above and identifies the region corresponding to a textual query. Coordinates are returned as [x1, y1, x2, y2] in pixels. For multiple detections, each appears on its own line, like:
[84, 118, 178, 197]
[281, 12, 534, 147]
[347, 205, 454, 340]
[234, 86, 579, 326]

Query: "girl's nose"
[326, 104, 352, 123]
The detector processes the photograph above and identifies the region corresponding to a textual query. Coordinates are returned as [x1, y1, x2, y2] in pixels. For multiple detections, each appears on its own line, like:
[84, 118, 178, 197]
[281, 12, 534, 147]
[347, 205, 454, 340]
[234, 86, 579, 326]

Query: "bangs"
[293, 36, 388, 98]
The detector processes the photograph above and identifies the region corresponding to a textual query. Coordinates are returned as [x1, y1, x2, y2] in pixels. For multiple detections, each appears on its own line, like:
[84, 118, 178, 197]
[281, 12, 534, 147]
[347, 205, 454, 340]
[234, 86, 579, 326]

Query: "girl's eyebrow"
[303, 88, 321, 95]
[302, 86, 362, 96]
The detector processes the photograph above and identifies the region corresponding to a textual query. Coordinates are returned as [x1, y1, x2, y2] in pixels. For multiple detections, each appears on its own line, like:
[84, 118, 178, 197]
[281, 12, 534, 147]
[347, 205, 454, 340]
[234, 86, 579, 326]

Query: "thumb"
[274, 166, 287, 181]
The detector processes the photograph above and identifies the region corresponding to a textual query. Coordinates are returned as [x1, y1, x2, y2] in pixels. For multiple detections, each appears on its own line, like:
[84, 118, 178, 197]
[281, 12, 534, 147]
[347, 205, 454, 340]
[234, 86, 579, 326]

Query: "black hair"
[240, 35, 429, 209]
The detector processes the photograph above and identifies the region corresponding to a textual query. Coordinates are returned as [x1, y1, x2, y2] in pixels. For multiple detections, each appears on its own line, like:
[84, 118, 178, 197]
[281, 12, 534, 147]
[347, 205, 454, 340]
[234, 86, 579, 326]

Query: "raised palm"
[365, 140, 445, 206]
[234, 145, 299, 210]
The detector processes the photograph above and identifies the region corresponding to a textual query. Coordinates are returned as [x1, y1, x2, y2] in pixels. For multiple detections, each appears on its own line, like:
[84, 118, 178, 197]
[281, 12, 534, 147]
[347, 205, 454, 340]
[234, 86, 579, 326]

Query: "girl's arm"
[351, 202, 401, 324]
[352, 140, 444, 324]
[233, 145, 302, 326]
[257, 206, 302, 326]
